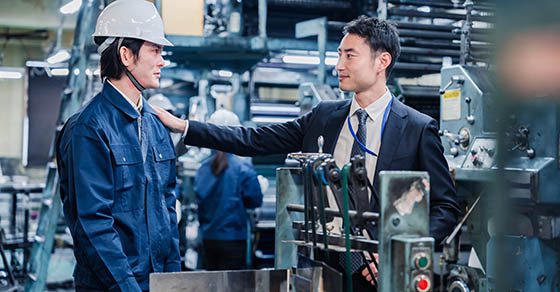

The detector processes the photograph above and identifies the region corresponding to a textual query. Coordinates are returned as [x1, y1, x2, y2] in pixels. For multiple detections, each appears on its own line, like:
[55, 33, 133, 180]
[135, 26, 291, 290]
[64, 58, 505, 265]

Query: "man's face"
[130, 42, 165, 89]
[336, 34, 386, 93]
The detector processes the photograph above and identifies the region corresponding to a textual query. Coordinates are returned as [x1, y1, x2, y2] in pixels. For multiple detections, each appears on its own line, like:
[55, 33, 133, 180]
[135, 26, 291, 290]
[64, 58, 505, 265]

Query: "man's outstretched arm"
[153, 106, 317, 156]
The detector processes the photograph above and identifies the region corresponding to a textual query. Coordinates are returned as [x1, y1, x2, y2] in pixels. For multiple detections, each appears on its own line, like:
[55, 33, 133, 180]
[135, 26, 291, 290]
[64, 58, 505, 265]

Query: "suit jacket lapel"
[372, 97, 408, 198]
[323, 100, 351, 154]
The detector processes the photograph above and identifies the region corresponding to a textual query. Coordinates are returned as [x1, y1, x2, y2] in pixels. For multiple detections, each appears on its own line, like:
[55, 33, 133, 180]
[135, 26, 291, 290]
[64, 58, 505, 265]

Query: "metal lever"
[348, 156, 370, 229]
[465, 97, 475, 124]
[439, 75, 465, 94]
[441, 130, 469, 148]
[443, 195, 480, 263]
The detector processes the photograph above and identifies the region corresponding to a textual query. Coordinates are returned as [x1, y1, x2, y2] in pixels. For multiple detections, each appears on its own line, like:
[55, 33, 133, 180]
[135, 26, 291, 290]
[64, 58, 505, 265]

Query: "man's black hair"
[343, 15, 401, 77]
[94, 37, 144, 80]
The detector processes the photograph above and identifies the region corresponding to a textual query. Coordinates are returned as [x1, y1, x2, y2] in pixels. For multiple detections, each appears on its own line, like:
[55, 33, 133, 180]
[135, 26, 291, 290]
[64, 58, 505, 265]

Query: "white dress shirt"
[326, 88, 393, 232]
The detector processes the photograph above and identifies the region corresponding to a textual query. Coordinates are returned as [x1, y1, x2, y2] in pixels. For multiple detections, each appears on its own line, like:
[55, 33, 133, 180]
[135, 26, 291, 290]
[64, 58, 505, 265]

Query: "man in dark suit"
[155, 15, 459, 290]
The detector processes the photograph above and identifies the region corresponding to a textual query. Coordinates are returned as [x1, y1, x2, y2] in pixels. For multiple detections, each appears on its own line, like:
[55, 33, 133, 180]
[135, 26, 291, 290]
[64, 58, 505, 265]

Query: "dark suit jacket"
[185, 97, 460, 243]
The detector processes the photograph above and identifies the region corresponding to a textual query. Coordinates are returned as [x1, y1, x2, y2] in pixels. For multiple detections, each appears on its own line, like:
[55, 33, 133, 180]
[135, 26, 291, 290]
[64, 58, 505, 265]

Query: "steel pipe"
[286, 203, 379, 221]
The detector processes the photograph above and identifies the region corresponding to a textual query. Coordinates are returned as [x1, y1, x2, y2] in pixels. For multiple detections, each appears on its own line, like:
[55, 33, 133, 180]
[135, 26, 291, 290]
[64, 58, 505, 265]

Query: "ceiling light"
[282, 55, 338, 66]
[47, 49, 71, 64]
[325, 58, 338, 66]
[51, 68, 69, 76]
[0, 70, 23, 79]
[282, 55, 318, 65]
[25, 61, 50, 67]
[60, 0, 82, 14]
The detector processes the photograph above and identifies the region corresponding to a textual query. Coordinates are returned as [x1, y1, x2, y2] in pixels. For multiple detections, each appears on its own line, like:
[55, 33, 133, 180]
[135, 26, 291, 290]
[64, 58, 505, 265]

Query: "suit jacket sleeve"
[184, 107, 318, 156]
[419, 119, 461, 243]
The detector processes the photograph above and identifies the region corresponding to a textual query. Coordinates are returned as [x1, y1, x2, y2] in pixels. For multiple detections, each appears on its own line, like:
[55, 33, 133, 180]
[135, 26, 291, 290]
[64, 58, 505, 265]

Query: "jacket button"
[158, 153, 163, 159]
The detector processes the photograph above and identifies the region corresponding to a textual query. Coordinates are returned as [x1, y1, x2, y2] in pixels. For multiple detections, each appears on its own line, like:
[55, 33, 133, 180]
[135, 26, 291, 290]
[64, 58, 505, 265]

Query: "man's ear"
[377, 51, 392, 74]
[119, 46, 134, 67]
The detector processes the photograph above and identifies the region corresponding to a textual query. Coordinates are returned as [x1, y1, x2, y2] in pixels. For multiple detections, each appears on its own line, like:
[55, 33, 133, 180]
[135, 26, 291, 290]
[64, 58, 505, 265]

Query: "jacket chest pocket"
[391, 150, 418, 169]
[110, 144, 143, 212]
[152, 142, 176, 184]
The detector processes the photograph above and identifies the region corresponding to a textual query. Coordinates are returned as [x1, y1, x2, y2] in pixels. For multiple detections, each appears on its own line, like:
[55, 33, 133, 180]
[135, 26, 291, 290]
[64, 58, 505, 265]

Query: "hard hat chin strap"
[116, 37, 146, 92]
[125, 69, 146, 92]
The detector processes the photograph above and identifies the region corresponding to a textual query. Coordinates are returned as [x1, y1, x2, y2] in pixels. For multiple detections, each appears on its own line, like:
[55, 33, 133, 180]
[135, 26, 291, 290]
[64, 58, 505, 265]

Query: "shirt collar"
[102, 81, 155, 119]
[107, 80, 143, 113]
[349, 87, 392, 121]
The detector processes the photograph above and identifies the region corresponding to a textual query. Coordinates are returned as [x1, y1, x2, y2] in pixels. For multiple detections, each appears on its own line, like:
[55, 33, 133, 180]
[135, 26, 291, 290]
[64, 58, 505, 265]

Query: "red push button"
[414, 275, 431, 292]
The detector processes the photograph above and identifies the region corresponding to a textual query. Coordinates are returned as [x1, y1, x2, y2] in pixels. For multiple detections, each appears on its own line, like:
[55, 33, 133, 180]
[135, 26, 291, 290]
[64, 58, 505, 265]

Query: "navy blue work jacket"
[195, 153, 263, 241]
[57, 82, 181, 291]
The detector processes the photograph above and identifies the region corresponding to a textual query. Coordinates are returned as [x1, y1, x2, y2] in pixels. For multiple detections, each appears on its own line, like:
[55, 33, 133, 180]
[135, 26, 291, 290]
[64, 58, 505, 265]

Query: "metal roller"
[388, 0, 495, 11]
[388, 0, 463, 9]
[399, 29, 491, 43]
[452, 27, 493, 36]
[400, 85, 440, 99]
[395, 21, 458, 32]
[394, 62, 442, 72]
[388, 7, 492, 22]
[267, 0, 352, 10]
[400, 39, 489, 52]
[329, 21, 491, 39]
[401, 46, 460, 57]
[286, 204, 379, 221]
[399, 29, 458, 40]
[400, 38, 460, 50]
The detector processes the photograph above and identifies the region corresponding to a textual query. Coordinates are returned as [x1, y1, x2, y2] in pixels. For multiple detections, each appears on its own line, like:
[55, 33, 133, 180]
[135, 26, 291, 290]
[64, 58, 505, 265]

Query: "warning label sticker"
[441, 89, 461, 121]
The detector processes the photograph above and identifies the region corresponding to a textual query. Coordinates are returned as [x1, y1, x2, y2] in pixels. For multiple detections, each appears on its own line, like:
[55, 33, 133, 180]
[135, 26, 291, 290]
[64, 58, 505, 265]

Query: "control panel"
[390, 236, 434, 292]
[462, 137, 497, 169]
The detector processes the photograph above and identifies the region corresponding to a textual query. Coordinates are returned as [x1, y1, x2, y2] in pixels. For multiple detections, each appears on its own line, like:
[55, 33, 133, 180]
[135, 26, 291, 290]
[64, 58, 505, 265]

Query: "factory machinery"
[5, 0, 532, 292]
[153, 152, 435, 292]
[273, 154, 435, 292]
[438, 62, 560, 291]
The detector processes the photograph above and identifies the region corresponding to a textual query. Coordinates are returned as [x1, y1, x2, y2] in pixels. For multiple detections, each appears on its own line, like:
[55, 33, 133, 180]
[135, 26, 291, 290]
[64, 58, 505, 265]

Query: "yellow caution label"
[441, 89, 461, 121]
[442, 89, 461, 99]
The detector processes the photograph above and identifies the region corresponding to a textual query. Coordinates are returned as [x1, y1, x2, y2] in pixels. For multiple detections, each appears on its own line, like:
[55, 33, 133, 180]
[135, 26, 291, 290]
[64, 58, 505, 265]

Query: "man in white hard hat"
[56, 1, 180, 291]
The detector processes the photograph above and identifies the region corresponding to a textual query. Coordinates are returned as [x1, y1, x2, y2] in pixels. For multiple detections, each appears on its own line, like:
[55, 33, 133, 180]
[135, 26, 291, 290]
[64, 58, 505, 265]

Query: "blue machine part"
[487, 236, 559, 291]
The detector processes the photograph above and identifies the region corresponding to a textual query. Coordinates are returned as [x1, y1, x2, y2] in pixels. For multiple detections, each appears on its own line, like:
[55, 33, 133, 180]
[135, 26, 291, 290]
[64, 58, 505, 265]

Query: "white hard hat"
[208, 109, 241, 126]
[93, 0, 173, 53]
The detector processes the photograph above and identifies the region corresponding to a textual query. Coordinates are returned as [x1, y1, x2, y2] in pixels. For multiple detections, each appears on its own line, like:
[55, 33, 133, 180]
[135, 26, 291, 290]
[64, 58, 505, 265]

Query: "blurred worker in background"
[148, 93, 186, 149]
[195, 109, 264, 270]
[56, 1, 180, 291]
